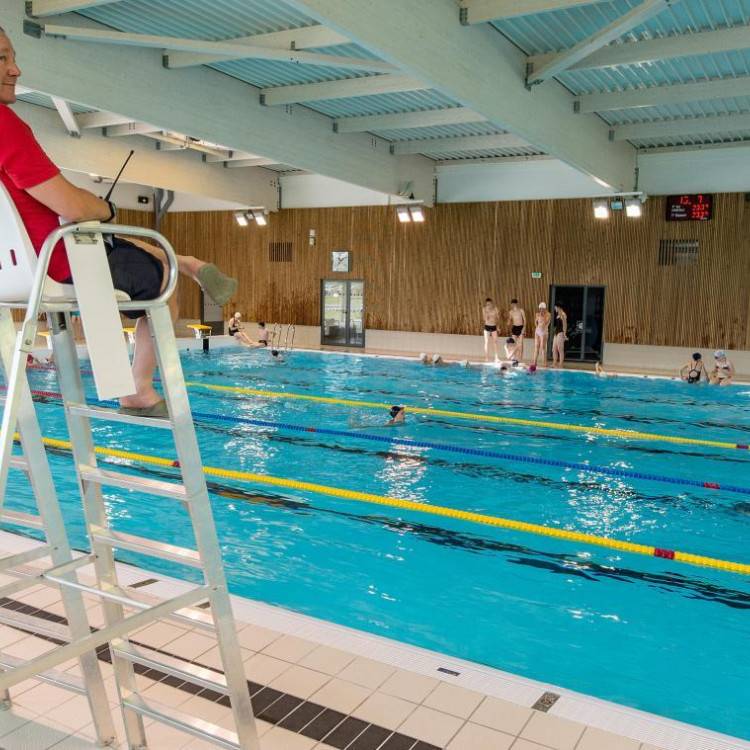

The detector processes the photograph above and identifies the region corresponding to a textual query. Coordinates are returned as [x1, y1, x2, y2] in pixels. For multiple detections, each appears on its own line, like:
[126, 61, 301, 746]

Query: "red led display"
[666, 194, 713, 222]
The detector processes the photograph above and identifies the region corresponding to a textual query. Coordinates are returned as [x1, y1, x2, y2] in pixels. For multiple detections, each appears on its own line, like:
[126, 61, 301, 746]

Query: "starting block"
[186, 323, 213, 351]
[122, 326, 136, 346]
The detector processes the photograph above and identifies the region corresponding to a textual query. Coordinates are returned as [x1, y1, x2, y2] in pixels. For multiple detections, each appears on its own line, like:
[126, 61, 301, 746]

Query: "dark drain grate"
[532, 691, 560, 712]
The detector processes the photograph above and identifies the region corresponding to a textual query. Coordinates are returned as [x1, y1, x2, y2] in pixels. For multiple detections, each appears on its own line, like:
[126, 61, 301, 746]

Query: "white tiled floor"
[0, 537, 746, 750]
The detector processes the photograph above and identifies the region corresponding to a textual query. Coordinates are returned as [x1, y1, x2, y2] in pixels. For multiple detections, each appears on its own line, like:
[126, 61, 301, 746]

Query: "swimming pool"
[7, 349, 750, 740]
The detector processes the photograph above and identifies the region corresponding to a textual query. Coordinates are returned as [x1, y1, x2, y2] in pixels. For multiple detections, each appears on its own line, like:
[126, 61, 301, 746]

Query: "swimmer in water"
[680, 352, 705, 383]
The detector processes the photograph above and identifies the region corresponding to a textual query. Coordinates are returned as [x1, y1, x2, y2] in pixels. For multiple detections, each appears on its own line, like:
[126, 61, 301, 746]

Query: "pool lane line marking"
[31, 434, 750, 577]
[21, 387, 750, 496]
[185, 382, 750, 453]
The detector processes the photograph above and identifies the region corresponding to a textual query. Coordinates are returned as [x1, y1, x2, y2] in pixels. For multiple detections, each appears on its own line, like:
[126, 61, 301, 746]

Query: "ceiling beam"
[13, 1, 434, 201]
[40, 25, 396, 73]
[103, 122, 161, 137]
[260, 73, 428, 106]
[166, 24, 349, 69]
[613, 113, 750, 141]
[147, 132, 231, 158]
[225, 158, 283, 168]
[459, 0, 603, 24]
[529, 25, 750, 73]
[577, 76, 750, 113]
[283, 0, 634, 189]
[393, 132, 528, 154]
[77, 111, 136, 129]
[30, 0, 124, 17]
[335, 107, 486, 133]
[50, 95, 81, 137]
[527, 0, 678, 86]
[203, 151, 264, 163]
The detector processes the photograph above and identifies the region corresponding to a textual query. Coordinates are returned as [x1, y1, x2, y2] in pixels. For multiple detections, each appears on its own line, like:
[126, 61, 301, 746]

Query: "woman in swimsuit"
[532, 302, 551, 368]
[680, 352, 705, 383]
[710, 350, 734, 386]
[551, 305, 567, 367]
[227, 312, 260, 347]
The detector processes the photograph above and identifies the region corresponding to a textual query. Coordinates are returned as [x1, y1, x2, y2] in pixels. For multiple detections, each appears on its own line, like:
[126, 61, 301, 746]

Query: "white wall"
[280, 173, 405, 209]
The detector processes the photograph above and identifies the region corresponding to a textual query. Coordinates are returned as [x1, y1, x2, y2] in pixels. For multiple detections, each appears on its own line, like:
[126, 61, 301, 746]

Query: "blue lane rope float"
[20, 386, 750, 498]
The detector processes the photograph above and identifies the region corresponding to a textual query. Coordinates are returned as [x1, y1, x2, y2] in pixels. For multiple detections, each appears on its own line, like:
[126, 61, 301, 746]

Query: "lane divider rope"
[19, 387, 750, 497]
[29, 434, 750, 577]
[185, 382, 750, 453]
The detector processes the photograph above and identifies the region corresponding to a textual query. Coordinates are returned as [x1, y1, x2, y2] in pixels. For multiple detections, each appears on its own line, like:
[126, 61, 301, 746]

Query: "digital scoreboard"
[666, 194, 713, 222]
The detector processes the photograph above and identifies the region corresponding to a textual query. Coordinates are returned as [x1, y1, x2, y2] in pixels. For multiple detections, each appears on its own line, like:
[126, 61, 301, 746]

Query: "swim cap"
[538, 302, 547, 309]
[389, 405, 403, 418]
[432, 353, 442, 364]
[714, 350, 726, 359]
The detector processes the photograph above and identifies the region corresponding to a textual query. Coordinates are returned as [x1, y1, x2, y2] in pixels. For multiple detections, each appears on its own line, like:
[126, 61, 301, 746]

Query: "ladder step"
[67, 402, 173, 429]
[0, 509, 44, 530]
[79, 465, 189, 502]
[0, 544, 51, 572]
[111, 639, 228, 694]
[122, 695, 240, 750]
[0, 653, 86, 696]
[90, 527, 203, 568]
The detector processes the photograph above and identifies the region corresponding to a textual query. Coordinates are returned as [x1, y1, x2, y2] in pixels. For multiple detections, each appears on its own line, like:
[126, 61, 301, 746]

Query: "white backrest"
[0, 181, 72, 302]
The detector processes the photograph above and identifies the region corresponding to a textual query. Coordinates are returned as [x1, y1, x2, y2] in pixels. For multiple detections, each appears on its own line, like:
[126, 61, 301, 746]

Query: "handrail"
[0, 222, 179, 315]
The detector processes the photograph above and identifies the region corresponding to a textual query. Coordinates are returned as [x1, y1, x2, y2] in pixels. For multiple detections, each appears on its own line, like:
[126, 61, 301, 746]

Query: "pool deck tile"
[519, 712, 586, 750]
[269, 664, 332, 699]
[470, 695, 534, 735]
[577, 726, 641, 750]
[396, 705, 465, 747]
[446, 721, 515, 749]
[379, 669, 441, 703]
[299, 644, 358, 675]
[337, 656, 397, 690]
[422, 681, 485, 719]
[310, 677, 372, 715]
[352, 692, 418, 731]
[262, 634, 319, 663]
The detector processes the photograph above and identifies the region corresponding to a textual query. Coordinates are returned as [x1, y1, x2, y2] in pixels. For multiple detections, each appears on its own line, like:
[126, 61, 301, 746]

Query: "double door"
[548, 285, 605, 362]
[321, 280, 365, 347]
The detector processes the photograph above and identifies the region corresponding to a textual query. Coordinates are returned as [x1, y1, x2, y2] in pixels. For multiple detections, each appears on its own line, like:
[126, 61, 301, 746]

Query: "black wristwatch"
[105, 199, 117, 223]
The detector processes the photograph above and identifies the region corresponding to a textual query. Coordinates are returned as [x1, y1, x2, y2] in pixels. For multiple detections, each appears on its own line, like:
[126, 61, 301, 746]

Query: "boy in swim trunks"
[482, 298, 500, 362]
[507, 299, 526, 362]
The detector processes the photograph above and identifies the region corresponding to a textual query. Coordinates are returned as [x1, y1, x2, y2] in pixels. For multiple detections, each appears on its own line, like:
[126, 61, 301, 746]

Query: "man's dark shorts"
[106, 237, 164, 320]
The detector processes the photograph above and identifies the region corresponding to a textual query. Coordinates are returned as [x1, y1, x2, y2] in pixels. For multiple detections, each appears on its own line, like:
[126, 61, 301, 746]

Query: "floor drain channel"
[532, 692, 560, 712]
[437, 667, 460, 677]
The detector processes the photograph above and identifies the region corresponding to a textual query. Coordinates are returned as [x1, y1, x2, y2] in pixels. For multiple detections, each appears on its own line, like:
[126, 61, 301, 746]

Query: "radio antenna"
[104, 150, 135, 201]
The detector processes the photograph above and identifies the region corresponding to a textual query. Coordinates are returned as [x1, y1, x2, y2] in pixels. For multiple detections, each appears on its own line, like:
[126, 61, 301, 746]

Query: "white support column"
[284, 0, 635, 190]
[41, 25, 396, 73]
[613, 113, 750, 141]
[393, 132, 528, 154]
[527, 0, 678, 85]
[529, 25, 750, 73]
[335, 107, 486, 133]
[576, 76, 750, 113]
[260, 74, 428, 106]
[166, 25, 350, 69]
[459, 0, 601, 24]
[50, 95, 81, 137]
[30, 0, 124, 17]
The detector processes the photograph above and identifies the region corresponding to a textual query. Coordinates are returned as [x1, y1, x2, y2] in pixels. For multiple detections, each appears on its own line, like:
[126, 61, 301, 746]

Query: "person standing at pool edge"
[533, 302, 551, 368]
[551, 304, 567, 367]
[0, 26, 238, 416]
[482, 298, 500, 362]
[507, 298, 526, 362]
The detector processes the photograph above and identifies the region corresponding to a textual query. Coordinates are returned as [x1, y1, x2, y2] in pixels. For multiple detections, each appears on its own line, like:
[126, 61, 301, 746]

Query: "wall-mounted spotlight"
[250, 209, 268, 226]
[410, 205, 425, 223]
[593, 199, 610, 220]
[234, 211, 249, 227]
[235, 208, 269, 227]
[625, 198, 643, 218]
[396, 206, 412, 223]
[396, 204, 426, 223]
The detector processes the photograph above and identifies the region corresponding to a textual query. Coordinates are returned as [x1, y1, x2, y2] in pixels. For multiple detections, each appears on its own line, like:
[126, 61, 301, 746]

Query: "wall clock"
[331, 250, 350, 272]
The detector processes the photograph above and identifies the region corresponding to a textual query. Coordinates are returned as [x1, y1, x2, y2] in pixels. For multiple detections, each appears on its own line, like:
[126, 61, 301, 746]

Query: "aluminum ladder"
[0, 219, 260, 749]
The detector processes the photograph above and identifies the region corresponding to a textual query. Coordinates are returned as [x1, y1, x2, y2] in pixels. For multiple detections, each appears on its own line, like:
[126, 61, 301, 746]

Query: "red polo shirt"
[0, 104, 69, 281]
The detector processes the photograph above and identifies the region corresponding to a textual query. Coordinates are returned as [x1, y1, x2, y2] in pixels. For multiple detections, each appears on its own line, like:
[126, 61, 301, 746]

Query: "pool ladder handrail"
[283, 323, 296, 352]
[0, 214, 260, 748]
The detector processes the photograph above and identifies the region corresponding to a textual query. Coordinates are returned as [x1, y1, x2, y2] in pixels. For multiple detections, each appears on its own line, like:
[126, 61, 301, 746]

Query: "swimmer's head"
[511, 298, 518, 305]
[692, 352, 702, 361]
[506, 337, 515, 344]
[271, 349, 280, 357]
[389, 405, 403, 418]
[258, 321, 266, 328]
[528, 364, 537, 373]
[233, 312, 241, 320]
[431, 353, 442, 364]
[714, 350, 727, 360]
[538, 302, 547, 310]
[500, 365, 508, 372]
[419, 352, 428, 363]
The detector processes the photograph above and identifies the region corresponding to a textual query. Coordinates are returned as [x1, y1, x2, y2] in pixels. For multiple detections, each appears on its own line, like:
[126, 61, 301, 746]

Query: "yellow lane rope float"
[185, 382, 750, 453]
[36, 435, 750, 576]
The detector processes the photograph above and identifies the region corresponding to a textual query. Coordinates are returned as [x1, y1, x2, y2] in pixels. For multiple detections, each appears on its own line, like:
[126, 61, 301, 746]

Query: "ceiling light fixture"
[593, 199, 610, 220]
[409, 205, 425, 223]
[251, 209, 268, 227]
[396, 206, 412, 223]
[234, 211, 249, 227]
[625, 198, 643, 218]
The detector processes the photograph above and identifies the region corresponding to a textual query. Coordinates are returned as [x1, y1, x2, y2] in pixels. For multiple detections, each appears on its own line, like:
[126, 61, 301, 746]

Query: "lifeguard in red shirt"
[0, 26, 238, 417]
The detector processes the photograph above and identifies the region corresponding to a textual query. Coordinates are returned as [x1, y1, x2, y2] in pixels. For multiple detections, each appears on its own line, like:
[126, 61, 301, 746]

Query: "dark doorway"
[321, 280, 365, 347]
[549, 285, 605, 362]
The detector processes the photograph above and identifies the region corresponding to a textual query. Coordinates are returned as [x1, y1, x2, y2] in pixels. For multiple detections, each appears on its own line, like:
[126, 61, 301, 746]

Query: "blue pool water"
[7, 349, 750, 740]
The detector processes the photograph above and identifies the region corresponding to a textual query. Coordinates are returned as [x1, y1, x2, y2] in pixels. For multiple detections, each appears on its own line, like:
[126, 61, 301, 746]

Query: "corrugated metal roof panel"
[16, 91, 93, 113]
[308, 90, 458, 118]
[601, 96, 750, 125]
[372, 122, 507, 142]
[633, 132, 750, 149]
[423, 146, 545, 160]
[211, 58, 372, 89]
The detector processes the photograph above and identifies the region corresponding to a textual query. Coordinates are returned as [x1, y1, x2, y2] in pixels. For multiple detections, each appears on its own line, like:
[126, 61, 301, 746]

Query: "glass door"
[549, 285, 605, 362]
[321, 280, 365, 347]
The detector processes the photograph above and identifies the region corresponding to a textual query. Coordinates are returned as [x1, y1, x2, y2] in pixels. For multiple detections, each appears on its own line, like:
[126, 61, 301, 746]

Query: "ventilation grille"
[269, 242, 293, 263]
[658, 239, 699, 266]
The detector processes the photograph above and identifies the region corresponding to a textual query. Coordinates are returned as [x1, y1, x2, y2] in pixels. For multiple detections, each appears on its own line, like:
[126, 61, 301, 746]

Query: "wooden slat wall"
[158, 194, 750, 350]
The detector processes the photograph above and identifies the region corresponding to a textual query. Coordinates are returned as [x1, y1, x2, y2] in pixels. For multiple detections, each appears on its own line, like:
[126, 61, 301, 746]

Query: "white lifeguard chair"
[0, 184, 259, 749]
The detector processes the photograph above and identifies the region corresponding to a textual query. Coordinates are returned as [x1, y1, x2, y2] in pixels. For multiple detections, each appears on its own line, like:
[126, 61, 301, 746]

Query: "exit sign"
[531, 272, 542, 279]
